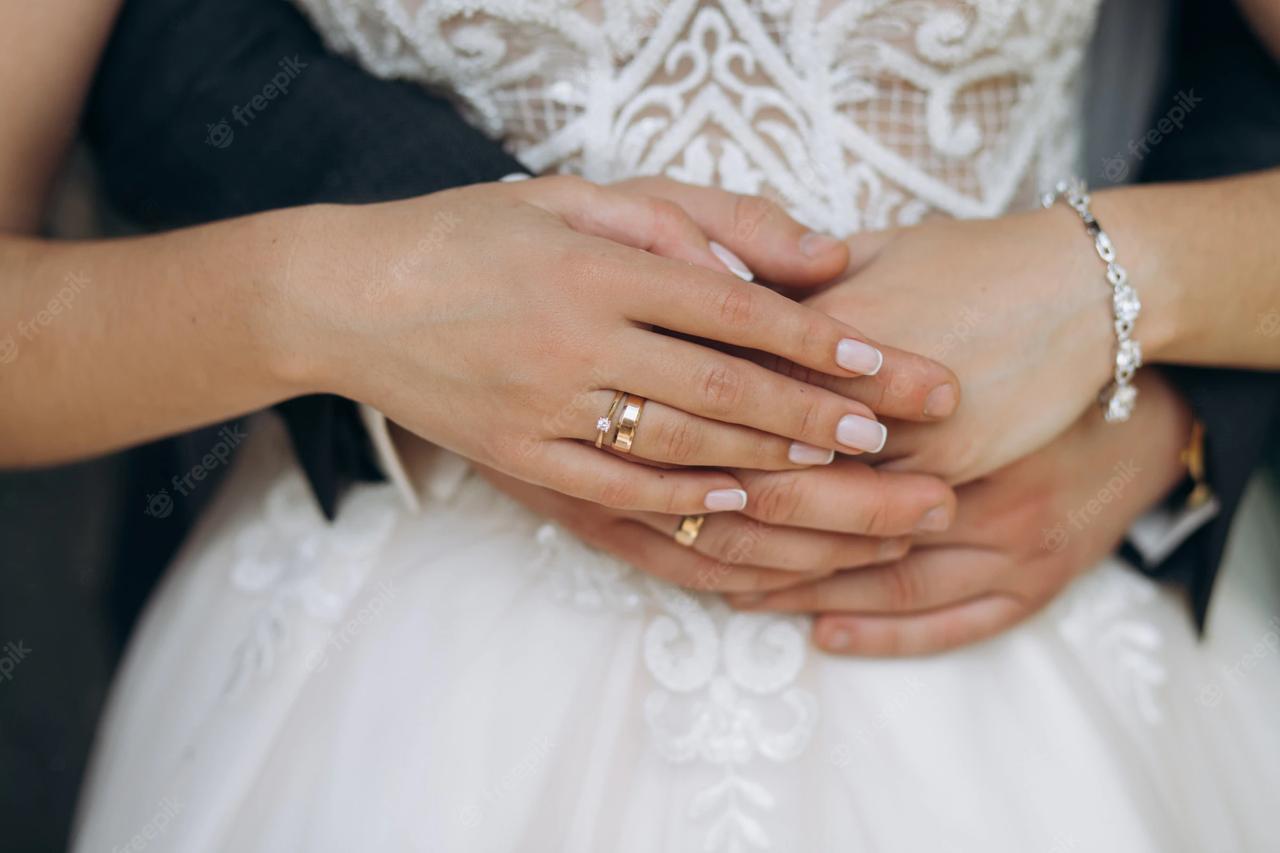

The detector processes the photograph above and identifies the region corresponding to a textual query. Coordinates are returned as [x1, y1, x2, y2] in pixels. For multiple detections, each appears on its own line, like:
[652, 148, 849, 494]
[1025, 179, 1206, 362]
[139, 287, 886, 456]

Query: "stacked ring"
[595, 390, 626, 448]
[612, 395, 646, 454]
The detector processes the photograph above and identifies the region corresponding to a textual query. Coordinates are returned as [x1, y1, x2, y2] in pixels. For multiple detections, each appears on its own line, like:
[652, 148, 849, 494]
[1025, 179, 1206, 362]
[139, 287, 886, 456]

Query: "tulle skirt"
[74, 415, 1280, 852]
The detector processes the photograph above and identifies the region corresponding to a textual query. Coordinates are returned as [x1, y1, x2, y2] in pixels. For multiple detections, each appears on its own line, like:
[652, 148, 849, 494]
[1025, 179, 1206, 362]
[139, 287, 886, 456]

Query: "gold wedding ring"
[674, 514, 706, 547]
[595, 390, 626, 448]
[611, 395, 646, 454]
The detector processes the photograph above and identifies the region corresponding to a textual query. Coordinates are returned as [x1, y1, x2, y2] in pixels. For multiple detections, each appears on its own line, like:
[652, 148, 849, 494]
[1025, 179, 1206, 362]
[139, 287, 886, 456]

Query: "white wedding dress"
[75, 2, 1280, 851]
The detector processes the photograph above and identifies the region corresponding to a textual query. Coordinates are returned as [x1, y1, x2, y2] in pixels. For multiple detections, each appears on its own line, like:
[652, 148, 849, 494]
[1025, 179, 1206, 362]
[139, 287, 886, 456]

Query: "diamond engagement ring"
[595, 390, 626, 449]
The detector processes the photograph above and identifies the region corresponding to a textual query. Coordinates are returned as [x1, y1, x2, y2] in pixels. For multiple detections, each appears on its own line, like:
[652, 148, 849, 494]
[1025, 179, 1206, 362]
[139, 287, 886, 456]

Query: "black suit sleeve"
[83, 0, 527, 518]
[1133, 0, 1280, 628]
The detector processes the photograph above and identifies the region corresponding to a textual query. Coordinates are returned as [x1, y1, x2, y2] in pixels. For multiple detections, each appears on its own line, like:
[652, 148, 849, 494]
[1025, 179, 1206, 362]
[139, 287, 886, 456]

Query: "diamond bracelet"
[1041, 177, 1142, 423]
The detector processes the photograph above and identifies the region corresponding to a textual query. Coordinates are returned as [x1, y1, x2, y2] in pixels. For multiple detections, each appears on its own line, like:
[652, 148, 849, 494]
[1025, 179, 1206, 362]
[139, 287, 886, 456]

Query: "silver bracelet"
[1041, 178, 1142, 423]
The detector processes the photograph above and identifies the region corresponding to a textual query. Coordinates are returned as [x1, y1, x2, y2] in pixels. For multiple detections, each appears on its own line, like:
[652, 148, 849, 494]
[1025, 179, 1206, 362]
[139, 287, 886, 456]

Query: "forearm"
[0, 209, 309, 466]
[1091, 169, 1280, 369]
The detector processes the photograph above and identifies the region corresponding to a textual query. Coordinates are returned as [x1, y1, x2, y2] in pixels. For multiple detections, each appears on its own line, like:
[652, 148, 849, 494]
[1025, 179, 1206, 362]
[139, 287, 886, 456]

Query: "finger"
[620, 251, 889, 380]
[525, 439, 752, 515]
[729, 546, 1003, 614]
[631, 511, 911, 574]
[620, 330, 889, 453]
[733, 462, 955, 537]
[810, 595, 1027, 657]
[749, 346, 962, 422]
[526, 175, 752, 280]
[611, 178, 849, 286]
[588, 518, 831, 594]
[571, 391, 834, 470]
[475, 464, 812, 594]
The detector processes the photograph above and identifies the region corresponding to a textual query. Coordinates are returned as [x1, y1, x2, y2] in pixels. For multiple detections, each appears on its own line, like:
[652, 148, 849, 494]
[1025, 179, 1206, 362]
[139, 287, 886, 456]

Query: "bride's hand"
[730, 371, 1192, 655]
[474, 457, 954, 593]
[286, 176, 960, 515]
[790, 207, 1123, 484]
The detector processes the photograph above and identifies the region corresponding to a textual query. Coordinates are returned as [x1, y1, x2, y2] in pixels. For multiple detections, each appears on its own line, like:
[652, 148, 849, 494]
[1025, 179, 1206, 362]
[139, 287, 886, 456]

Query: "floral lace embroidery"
[226, 472, 399, 696]
[530, 525, 816, 851]
[1057, 565, 1167, 725]
[292, 0, 1100, 232]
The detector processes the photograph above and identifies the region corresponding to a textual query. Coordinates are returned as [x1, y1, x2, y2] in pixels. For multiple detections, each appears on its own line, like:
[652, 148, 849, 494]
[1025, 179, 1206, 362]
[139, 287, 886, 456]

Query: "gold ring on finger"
[674, 514, 706, 547]
[595, 390, 626, 449]
[611, 395, 646, 454]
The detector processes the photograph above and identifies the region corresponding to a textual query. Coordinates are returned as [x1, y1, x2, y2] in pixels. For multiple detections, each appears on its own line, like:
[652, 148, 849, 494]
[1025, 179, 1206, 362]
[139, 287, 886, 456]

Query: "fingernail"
[915, 505, 951, 532]
[800, 231, 843, 258]
[878, 537, 909, 561]
[923, 383, 959, 418]
[836, 339, 883, 375]
[705, 488, 749, 512]
[709, 241, 754, 282]
[788, 442, 836, 466]
[824, 628, 853, 651]
[836, 415, 887, 453]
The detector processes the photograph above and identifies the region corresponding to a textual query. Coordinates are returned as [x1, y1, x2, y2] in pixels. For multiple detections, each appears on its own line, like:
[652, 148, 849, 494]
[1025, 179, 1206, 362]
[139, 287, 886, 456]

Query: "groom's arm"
[84, 0, 528, 517]
[1134, 0, 1280, 627]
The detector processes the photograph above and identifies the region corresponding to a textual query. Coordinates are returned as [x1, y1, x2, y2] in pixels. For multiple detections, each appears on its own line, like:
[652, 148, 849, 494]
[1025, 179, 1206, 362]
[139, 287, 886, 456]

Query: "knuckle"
[596, 475, 639, 510]
[655, 416, 703, 464]
[699, 362, 746, 413]
[791, 316, 828, 364]
[751, 475, 805, 524]
[731, 194, 777, 242]
[713, 284, 758, 328]
[883, 564, 923, 610]
[647, 197, 688, 231]
[794, 395, 826, 441]
[857, 472, 893, 535]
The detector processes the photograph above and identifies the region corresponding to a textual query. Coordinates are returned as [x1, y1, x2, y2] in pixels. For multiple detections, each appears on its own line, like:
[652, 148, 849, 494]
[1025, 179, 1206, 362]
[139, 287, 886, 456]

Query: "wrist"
[1088, 187, 1186, 364]
[250, 204, 342, 398]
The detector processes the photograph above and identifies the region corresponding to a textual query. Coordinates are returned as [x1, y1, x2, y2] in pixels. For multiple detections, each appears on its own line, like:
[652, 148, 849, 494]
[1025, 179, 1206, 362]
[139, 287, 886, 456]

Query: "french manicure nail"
[709, 241, 755, 282]
[788, 442, 836, 466]
[824, 628, 853, 651]
[836, 338, 883, 375]
[836, 415, 887, 453]
[800, 231, 843, 258]
[915, 505, 951, 532]
[923, 383, 959, 418]
[705, 488, 749, 512]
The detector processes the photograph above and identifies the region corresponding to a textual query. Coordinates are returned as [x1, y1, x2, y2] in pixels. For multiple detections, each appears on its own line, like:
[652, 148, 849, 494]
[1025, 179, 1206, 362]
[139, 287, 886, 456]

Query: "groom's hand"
[779, 210, 1125, 484]
[475, 457, 953, 594]
[729, 371, 1193, 656]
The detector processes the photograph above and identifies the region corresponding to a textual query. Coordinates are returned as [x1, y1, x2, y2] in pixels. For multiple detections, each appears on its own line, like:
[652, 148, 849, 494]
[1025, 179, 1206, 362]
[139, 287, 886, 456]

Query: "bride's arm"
[1090, 169, 1280, 371]
[0, 0, 303, 461]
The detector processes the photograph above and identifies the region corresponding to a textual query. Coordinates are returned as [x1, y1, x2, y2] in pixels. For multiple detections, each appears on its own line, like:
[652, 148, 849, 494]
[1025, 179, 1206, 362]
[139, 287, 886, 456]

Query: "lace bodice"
[294, 0, 1101, 232]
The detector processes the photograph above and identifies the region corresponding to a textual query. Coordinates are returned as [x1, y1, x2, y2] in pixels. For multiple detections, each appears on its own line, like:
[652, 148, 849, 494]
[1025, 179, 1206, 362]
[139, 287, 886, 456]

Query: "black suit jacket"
[85, 0, 1279, 628]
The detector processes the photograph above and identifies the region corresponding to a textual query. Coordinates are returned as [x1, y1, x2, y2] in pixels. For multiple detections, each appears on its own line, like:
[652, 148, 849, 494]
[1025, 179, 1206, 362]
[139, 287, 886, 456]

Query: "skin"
[732, 371, 1194, 655]
[3, 0, 1278, 655]
[1, 2, 964, 525]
